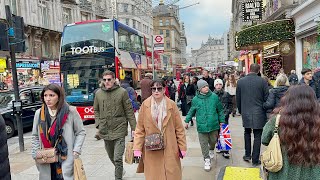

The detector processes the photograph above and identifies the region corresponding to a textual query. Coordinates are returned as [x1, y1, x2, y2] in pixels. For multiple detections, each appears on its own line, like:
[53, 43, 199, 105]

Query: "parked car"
[0, 86, 43, 138]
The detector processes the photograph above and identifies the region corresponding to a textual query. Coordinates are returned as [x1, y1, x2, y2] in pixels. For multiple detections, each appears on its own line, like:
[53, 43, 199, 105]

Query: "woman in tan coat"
[133, 79, 187, 180]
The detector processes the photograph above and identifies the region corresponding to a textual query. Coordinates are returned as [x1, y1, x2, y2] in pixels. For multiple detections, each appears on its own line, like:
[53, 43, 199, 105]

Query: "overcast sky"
[176, 0, 232, 54]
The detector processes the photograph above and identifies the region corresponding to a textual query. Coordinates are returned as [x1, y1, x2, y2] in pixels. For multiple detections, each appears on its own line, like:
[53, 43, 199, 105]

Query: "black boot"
[190, 120, 194, 126]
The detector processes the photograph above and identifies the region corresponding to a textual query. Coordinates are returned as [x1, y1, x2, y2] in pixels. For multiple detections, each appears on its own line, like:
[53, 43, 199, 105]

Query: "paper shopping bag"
[125, 141, 134, 164]
[74, 157, 87, 180]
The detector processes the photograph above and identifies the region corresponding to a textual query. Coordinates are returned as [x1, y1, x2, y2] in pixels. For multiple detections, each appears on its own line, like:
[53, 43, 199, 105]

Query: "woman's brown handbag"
[35, 148, 58, 164]
[145, 133, 165, 151]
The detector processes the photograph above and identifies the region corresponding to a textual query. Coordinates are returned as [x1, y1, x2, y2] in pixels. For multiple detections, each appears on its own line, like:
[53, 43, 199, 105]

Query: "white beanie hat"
[214, 79, 223, 87]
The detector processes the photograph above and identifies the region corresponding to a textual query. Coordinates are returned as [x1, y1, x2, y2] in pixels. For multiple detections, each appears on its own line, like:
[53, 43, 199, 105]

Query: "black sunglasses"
[103, 78, 113, 82]
[151, 87, 163, 92]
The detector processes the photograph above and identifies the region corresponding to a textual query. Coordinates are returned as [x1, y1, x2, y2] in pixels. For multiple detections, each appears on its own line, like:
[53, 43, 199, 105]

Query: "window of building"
[63, 8, 72, 25]
[123, 3, 128, 12]
[132, 5, 135, 15]
[42, 38, 50, 57]
[166, 30, 170, 37]
[165, 19, 170, 26]
[159, 30, 163, 35]
[159, 20, 163, 26]
[39, 0, 49, 28]
[125, 18, 129, 25]
[166, 41, 170, 49]
[132, 19, 136, 29]
[81, 12, 89, 21]
[10, 0, 18, 15]
[302, 34, 320, 69]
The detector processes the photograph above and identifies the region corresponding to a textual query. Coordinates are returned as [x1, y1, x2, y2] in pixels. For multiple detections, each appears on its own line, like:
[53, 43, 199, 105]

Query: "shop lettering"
[245, 2, 261, 9]
[16, 63, 40, 68]
[71, 46, 106, 55]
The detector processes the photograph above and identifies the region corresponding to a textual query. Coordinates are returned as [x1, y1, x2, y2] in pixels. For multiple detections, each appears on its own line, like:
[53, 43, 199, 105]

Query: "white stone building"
[180, 22, 187, 64]
[0, 0, 154, 58]
[116, 0, 153, 49]
[191, 35, 224, 68]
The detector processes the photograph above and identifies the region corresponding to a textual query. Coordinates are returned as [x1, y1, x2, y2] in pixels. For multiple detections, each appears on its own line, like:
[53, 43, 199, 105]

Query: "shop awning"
[236, 19, 295, 50]
[119, 51, 137, 69]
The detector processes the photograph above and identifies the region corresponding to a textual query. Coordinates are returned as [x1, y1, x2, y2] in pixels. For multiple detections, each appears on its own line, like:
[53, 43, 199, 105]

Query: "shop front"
[292, 0, 320, 77]
[236, 19, 295, 79]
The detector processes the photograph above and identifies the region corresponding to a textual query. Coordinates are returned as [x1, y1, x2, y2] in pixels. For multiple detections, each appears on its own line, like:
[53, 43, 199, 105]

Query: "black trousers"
[244, 128, 263, 164]
[181, 99, 191, 116]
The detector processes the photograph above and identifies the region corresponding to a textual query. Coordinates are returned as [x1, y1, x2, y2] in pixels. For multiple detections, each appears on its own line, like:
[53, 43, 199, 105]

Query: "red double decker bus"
[59, 19, 147, 122]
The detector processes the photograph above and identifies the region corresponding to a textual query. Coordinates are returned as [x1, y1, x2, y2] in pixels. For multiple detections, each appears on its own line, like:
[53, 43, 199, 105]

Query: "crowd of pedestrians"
[17, 64, 320, 180]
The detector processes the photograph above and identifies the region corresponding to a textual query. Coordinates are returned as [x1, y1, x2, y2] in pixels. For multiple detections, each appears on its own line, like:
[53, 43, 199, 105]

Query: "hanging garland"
[236, 19, 295, 49]
[263, 57, 283, 80]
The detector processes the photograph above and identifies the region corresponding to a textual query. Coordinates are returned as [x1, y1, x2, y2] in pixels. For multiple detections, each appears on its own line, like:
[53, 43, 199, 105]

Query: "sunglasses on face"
[103, 78, 113, 82]
[151, 87, 163, 92]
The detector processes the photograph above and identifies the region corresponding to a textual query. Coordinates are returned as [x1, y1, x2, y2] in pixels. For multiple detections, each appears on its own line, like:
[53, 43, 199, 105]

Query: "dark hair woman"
[133, 79, 187, 180]
[262, 85, 320, 180]
[31, 84, 86, 180]
[178, 75, 196, 125]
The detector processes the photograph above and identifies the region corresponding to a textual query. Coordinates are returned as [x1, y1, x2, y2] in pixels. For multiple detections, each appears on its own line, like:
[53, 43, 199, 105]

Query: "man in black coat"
[0, 115, 11, 180]
[236, 64, 269, 167]
[288, 70, 298, 85]
[202, 69, 215, 91]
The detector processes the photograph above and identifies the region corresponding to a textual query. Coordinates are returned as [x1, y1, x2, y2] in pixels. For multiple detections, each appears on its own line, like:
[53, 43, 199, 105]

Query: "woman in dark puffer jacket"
[263, 74, 289, 111]
[0, 114, 11, 180]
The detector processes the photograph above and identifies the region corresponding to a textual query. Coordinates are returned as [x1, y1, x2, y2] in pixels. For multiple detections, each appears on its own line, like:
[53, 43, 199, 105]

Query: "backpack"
[261, 114, 283, 172]
[126, 87, 139, 111]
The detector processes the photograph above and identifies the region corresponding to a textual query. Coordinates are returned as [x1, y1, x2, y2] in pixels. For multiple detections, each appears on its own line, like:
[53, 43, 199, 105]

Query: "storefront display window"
[303, 34, 320, 69]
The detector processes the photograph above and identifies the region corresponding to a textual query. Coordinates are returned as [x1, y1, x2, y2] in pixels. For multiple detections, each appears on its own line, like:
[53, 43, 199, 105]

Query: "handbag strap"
[274, 114, 281, 134]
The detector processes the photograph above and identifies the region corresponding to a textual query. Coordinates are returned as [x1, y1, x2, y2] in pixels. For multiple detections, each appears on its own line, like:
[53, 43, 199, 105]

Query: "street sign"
[154, 35, 164, 44]
[153, 35, 164, 54]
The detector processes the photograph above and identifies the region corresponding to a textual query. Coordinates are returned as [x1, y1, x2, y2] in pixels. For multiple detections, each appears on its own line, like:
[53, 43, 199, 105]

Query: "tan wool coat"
[133, 96, 187, 180]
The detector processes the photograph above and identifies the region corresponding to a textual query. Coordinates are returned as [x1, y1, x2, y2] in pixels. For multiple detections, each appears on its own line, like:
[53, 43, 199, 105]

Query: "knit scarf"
[151, 96, 167, 130]
[39, 103, 69, 180]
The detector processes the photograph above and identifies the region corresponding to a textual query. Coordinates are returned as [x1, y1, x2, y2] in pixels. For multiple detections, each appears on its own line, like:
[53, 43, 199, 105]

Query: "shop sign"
[16, 62, 40, 68]
[279, 41, 294, 56]
[0, 58, 6, 73]
[263, 46, 278, 57]
[242, 1, 263, 22]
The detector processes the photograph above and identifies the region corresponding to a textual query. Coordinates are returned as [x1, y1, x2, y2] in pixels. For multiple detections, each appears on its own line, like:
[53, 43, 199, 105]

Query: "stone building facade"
[191, 36, 224, 68]
[153, 3, 181, 66]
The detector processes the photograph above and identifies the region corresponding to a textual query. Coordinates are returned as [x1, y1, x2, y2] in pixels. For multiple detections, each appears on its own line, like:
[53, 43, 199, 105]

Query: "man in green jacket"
[185, 79, 225, 172]
[94, 70, 136, 180]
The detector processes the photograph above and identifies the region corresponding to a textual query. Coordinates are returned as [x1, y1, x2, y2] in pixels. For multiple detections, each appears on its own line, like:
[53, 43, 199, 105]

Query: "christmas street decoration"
[236, 19, 295, 50]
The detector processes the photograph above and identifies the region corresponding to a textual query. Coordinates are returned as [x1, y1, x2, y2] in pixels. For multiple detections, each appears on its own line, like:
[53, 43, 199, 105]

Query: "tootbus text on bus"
[59, 19, 147, 122]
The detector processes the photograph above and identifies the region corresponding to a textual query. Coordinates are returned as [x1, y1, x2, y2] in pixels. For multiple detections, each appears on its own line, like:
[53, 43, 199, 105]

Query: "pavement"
[8, 114, 263, 180]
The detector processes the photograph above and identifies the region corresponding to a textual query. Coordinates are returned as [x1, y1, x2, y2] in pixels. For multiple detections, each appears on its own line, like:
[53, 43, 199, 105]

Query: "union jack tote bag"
[216, 123, 232, 151]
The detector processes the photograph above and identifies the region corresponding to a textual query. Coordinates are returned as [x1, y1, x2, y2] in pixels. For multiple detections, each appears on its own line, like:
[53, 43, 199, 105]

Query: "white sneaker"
[204, 159, 211, 171]
[209, 150, 215, 159]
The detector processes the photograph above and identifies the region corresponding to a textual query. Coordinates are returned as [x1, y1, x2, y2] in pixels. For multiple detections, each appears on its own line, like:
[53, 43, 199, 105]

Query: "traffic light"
[11, 15, 25, 53]
[0, 21, 9, 51]
[0, 15, 25, 52]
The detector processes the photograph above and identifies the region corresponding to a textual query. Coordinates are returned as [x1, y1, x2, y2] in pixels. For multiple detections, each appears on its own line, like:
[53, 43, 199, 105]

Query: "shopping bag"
[216, 124, 232, 151]
[125, 141, 134, 164]
[74, 157, 87, 180]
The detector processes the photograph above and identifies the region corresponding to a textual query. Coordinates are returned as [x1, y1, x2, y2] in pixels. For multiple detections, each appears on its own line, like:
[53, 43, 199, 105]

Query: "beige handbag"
[35, 148, 58, 164]
[261, 114, 283, 172]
